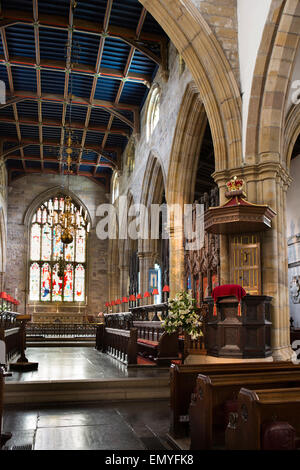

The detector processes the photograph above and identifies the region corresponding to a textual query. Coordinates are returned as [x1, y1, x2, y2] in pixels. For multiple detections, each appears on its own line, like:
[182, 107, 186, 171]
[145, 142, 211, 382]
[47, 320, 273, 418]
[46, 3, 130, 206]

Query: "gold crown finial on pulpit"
[225, 176, 247, 199]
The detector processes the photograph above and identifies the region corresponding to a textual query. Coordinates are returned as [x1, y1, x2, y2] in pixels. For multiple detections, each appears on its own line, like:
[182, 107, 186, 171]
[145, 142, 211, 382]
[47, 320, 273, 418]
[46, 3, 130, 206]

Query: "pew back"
[190, 370, 300, 449]
[170, 361, 299, 438]
[227, 387, 300, 450]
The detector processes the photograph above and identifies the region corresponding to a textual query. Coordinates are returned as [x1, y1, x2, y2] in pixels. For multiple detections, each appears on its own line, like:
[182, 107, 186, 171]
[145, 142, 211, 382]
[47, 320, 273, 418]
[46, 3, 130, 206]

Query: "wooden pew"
[134, 321, 178, 366]
[226, 387, 300, 450]
[97, 313, 179, 366]
[169, 362, 300, 439]
[189, 369, 300, 449]
[95, 323, 138, 365]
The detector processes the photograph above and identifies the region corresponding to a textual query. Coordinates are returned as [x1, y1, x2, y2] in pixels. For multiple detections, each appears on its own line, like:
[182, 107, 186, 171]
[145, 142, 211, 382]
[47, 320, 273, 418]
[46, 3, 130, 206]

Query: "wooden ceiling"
[0, 0, 168, 188]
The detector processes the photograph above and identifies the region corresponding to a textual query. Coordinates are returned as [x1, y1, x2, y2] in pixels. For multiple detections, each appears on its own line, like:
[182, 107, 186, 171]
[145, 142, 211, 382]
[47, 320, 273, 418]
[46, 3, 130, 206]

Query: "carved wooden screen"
[230, 234, 261, 295]
[184, 187, 220, 307]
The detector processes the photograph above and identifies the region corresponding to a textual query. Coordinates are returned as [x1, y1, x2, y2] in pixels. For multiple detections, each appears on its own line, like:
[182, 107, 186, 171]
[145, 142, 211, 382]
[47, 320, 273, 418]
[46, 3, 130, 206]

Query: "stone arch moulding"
[167, 81, 207, 206]
[23, 185, 92, 228]
[139, 0, 242, 171]
[140, 151, 166, 209]
[284, 104, 300, 170]
[245, 0, 300, 166]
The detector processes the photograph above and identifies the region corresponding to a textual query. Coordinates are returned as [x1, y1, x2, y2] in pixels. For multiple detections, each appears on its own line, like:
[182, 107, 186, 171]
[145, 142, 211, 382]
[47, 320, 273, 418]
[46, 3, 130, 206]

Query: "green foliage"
[163, 291, 203, 340]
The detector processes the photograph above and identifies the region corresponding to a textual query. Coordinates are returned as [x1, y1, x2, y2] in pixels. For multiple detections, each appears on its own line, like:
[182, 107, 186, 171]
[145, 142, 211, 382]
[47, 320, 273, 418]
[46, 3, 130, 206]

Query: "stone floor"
[2, 347, 172, 450]
[2, 399, 172, 450]
[6, 347, 169, 382]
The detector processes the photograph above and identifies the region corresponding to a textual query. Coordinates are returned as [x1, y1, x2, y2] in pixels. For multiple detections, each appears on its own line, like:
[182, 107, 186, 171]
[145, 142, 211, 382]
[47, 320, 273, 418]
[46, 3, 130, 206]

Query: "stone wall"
[192, 0, 240, 83]
[119, 42, 193, 205]
[5, 174, 108, 320]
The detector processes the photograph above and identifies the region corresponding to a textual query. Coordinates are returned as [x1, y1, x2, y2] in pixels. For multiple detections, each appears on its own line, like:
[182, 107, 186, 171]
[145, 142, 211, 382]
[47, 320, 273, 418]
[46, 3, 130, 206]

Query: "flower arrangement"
[163, 291, 203, 340]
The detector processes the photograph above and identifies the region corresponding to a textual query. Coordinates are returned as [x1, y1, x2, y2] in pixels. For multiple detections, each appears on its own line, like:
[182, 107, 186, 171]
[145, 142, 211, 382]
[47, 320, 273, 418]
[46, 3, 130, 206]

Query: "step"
[4, 377, 170, 405]
[27, 341, 95, 347]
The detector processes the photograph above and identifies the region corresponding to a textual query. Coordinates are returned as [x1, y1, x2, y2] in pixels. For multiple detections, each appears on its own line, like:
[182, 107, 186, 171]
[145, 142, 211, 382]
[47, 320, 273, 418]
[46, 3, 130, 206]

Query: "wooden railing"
[130, 303, 169, 321]
[26, 322, 98, 338]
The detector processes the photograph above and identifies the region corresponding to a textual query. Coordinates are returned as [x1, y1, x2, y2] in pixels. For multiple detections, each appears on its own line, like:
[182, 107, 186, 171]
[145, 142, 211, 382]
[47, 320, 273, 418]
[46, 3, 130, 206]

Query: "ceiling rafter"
[8, 166, 109, 188]
[0, 116, 130, 135]
[2, 92, 136, 129]
[32, 0, 44, 170]
[93, 6, 147, 175]
[0, 57, 152, 87]
[77, 0, 114, 173]
[58, 0, 75, 172]
[0, 26, 27, 171]
[6, 154, 113, 168]
[0, 9, 164, 48]
[1, 137, 120, 166]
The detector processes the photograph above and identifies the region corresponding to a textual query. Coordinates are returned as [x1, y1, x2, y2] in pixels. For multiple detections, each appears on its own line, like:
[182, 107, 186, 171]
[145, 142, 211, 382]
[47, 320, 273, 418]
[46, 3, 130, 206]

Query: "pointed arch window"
[29, 195, 87, 303]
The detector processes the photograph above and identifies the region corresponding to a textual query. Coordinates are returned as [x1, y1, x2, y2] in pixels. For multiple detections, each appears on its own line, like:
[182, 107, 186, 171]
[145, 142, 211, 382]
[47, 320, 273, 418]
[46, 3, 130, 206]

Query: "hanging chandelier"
[44, 30, 91, 246]
[45, 195, 90, 245]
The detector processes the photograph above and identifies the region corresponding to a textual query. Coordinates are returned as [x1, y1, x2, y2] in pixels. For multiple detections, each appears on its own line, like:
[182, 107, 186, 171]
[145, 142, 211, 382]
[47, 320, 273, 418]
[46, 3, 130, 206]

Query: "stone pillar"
[119, 265, 129, 299]
[169, 224, 185, 297]
[258, 163, 293, 361]
[108, 266, 120, 307]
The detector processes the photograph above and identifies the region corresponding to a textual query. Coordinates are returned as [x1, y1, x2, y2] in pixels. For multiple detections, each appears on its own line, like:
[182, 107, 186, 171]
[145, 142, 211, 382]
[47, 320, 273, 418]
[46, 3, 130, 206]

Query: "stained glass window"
[29, 195, 88, 302]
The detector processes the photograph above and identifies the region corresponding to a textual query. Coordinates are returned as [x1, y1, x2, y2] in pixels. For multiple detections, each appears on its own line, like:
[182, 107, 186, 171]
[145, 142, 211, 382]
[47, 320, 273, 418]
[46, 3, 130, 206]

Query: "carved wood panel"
[184, 188, 220, 307]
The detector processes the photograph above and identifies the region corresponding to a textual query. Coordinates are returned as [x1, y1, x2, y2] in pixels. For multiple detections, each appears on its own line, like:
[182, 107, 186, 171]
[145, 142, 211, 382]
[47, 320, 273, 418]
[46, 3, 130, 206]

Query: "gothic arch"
[139, 0, 242, 171]
[245, 0, 300, 166]
[167, 82, 207, 206]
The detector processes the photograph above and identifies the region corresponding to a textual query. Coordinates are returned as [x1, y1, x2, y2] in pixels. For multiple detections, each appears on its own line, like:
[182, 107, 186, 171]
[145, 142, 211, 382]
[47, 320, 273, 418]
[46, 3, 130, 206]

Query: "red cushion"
[212, 285, 246, 303]
[138, 338, 158, 347]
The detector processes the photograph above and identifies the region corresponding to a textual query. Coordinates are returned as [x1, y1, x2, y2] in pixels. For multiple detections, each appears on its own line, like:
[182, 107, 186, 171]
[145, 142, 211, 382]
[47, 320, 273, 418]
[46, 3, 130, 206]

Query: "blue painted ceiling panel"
[94, 76, 119, 102]
[20, 124, 39, 139]
[5, 25, 35, 59]
[41, 69, 65, 95]
[89, 108, 110, 127]
[42, 126, 61, 141]
[85, 132, 104, 146]
[17, 100, 39, 119]
[42, 101, 64, 120]
[69, 73, 93, 99]
[24, 145, 41, 157]
[101, 38, 131, 72]
[0, 123, 18, 138]
[12, 66, 37, 92]
[72, 32, 99, 68]
[39, 27, 69, 63]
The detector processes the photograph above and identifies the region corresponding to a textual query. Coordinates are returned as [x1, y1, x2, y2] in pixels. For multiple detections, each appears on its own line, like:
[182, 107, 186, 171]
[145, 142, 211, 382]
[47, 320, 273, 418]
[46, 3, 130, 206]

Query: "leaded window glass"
[29, 195, 87, 302]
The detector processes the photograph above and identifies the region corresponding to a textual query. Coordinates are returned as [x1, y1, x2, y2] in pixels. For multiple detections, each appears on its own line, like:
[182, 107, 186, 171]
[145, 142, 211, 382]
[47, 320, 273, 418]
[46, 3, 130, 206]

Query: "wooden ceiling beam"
[0, 115, 131, 136]
[6, 154, 113, 168]
[0, 10, 164, 43]
[2, 91, 136, 128]
[0, 56, 152, 87]
[8, 166, 109, 187]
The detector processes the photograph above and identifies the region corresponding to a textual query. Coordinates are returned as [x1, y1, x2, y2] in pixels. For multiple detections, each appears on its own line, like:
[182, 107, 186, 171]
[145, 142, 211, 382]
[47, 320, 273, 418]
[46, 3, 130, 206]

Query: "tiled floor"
[6, 347, 169, 382]
[2, 400, 172, 450]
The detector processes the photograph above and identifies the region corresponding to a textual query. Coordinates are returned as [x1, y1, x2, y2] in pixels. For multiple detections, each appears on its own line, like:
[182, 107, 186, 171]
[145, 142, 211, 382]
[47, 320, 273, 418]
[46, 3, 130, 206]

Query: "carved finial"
[225, 176, 247, 199]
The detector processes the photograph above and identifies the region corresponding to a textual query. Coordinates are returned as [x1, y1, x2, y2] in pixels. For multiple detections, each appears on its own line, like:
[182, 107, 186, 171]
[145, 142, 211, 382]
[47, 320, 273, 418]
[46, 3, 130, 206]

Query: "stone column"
[119, 265, 129, 299]
[169, 224, 185, 297]
[257, 163, 293, 361]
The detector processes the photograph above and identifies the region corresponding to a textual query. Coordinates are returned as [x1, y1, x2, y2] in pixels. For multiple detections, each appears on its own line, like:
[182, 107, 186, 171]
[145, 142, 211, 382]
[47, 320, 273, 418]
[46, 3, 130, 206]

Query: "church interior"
[0, 0, 300, 453]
